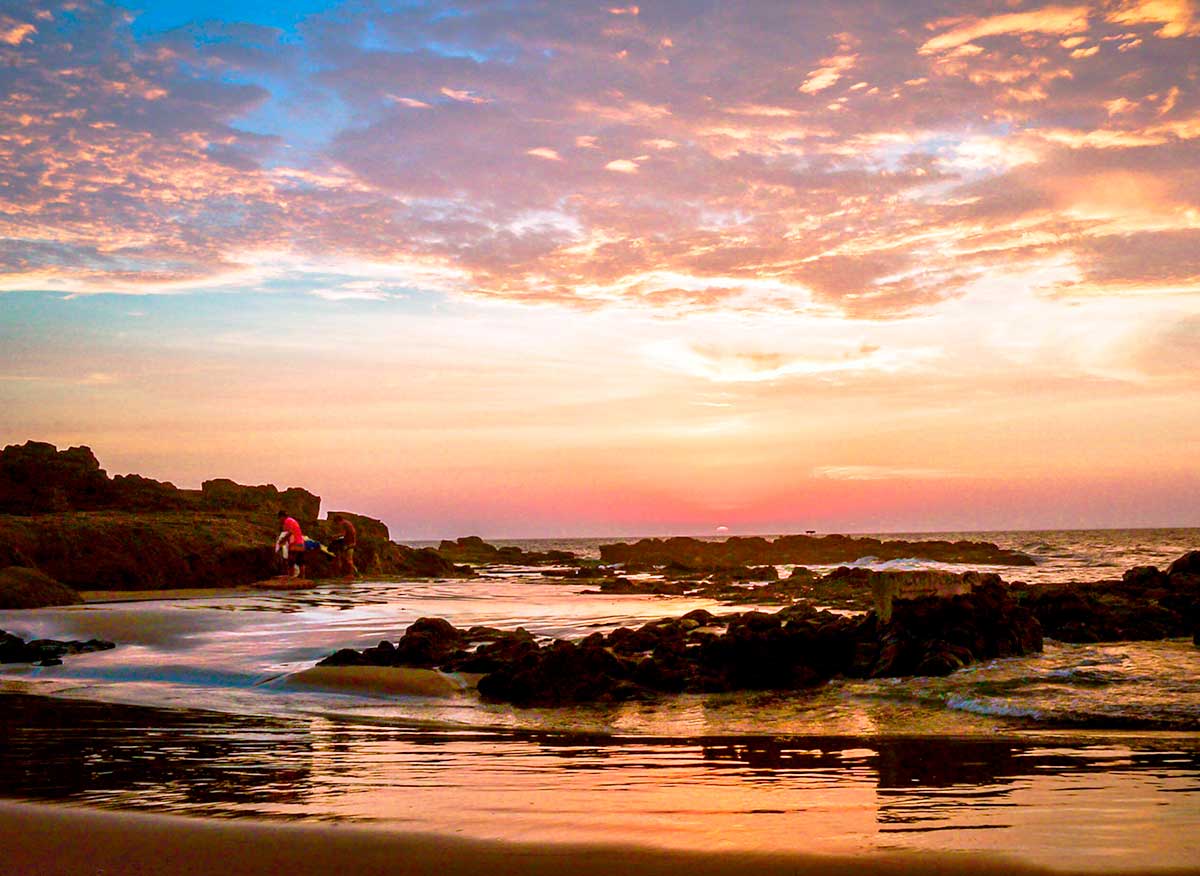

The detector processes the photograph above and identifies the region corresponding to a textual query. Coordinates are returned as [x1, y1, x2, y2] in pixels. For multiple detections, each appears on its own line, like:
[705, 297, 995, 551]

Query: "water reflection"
[2, 692, 1197, 867]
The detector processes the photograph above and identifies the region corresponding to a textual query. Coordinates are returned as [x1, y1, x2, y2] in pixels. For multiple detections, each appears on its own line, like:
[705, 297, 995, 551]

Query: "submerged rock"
[0, 629, 114, 665]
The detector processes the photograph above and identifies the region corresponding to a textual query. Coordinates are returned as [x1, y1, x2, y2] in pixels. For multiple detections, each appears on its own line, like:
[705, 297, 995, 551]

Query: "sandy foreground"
[2, 800, 1195, 876]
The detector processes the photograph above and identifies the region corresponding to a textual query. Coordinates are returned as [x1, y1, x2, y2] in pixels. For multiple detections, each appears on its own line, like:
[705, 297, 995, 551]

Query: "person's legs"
[343, 546, 356, 578]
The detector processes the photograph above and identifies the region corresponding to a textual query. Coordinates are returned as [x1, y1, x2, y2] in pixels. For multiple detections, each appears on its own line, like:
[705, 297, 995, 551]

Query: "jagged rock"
[319, 577, 1043, 706]
[0, 566, 82, 609]
[0, 442, 114, 513]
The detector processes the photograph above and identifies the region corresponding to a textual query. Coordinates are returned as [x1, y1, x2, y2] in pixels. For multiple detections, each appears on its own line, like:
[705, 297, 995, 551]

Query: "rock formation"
[0, 629, 115, 666]
[599, 534, 1035, 568]
[0, 566, 83, 609]
[318, 578, 1043, 706]
[436, 536, 576, 565]
[0, 442, 472, 591]
[1013, 553, 1200, 643]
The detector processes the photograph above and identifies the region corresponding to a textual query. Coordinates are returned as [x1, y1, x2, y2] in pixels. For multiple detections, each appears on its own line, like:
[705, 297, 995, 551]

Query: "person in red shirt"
[275, 510, 306, 578]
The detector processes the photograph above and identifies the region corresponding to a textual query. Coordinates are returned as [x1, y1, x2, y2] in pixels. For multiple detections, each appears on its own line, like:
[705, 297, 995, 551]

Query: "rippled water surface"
[1, 527, 1198, 870]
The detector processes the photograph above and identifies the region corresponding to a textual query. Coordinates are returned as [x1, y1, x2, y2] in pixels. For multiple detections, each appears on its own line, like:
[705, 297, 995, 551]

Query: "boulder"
[1167, 551, 1200, 579]
[0, 566, 82, 609]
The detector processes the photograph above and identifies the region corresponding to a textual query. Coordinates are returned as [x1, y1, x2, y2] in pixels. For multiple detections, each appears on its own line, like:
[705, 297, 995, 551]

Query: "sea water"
[1, 528, 1198, 870]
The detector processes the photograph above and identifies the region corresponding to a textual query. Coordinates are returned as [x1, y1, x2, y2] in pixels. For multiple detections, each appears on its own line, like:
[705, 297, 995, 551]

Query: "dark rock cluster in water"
[436, 535, 577, 566]
[319, 578, 1043, 706]
[0, 630, 114, 666]
[1014, 550, 1200, 643]
[598, 533, 1036, 568]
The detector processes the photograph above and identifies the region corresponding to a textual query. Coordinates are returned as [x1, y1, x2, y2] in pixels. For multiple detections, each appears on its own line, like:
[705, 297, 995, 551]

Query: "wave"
[945, 693, 1200, 730]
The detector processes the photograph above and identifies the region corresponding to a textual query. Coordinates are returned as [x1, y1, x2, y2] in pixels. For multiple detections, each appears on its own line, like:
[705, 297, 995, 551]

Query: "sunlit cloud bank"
[1, 0, 1198, 535]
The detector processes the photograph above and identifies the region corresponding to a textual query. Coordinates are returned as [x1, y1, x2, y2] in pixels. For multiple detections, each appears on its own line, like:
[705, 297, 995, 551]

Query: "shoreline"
[4, 799, 1195, 876]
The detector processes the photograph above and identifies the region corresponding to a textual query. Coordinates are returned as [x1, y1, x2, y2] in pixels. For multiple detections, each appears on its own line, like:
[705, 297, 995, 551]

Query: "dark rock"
[200, 478, 320, 523]
[1167, 551, 1200, 578]
[325, 511, 390, 542]
[1016, 553, 1200, 644]
[598, 533, 1034, 568]
[0, 442, 114, 513]
[435, 535, 578, 566]
[316, 648, 369, 667]
[0, 629, 114, 664]
[0, 566, 82, 608]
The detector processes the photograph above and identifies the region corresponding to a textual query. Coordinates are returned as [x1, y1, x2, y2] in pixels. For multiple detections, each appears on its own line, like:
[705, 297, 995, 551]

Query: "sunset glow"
[2, 0, 1198, 538]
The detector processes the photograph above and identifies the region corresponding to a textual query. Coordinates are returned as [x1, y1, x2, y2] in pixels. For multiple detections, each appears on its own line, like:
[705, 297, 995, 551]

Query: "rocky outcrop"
[0, 566, 83, 609]
[318, 579, 1042, 706]
[0, 441, 320, 520]
[1013, 552, 1200, 643]
[0, 512, 280, 590]
[0, 442, 117, 513]
[436, 536, 576, 565]
[0, 443, 474, 591]
[0, 511, 474, 590]
[598, 534, 1035, 568]
[0, 629, 114, 666]
[198, 479, 321, 523]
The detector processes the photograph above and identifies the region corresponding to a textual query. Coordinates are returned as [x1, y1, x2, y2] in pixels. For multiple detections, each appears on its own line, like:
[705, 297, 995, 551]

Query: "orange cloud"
[921, 6, 1092, 54]
[1107, 0, 1200, 37]
[799, 53, 857, 94]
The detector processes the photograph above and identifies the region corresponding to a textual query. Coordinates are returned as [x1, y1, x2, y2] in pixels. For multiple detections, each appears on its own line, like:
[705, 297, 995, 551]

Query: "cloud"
[0, 16, 35, 45]
[920, 7, 1092, 55]
[388, 95, 432, 108]
[1, 0, 1197, 328]
[812, 465, 963, 480]
[604, 158, 641, 173]
[1107, 0, 1200, 38]
[440, 87, 491, 104]
[799, 53, 858, 94]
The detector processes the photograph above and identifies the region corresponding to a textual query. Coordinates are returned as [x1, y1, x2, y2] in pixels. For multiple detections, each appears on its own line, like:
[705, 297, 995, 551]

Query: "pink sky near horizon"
[1, 0, 1199, 538]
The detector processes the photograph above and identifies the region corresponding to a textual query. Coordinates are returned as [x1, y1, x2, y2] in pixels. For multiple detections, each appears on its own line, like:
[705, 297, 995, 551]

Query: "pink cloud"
[1, 0, 1197, 323]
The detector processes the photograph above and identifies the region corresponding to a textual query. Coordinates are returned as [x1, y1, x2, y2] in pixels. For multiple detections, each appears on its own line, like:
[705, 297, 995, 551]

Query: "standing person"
[275, 510, 306, 578]
[332, 513, 357, 579]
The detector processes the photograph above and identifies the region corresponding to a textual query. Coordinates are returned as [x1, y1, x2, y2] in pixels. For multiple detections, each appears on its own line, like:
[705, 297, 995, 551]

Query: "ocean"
[1, 528, 1198, 870]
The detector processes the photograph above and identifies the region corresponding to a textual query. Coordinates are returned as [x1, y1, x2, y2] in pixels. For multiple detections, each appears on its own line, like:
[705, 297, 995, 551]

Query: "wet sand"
[5, 800, 1191, 876]
[79, 587, 262, 603]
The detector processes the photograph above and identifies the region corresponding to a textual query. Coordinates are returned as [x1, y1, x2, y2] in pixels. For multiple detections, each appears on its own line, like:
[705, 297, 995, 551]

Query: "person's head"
[332, 513, 342, 522]
[277, 510, 288, 520]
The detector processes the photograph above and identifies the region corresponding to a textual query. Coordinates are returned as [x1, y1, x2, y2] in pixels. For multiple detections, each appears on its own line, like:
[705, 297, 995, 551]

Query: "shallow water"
[1, 528, 1198, 870]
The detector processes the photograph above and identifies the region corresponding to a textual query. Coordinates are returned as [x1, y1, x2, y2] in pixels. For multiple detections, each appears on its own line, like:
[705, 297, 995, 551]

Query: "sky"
[1, 0, 1198, 539]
